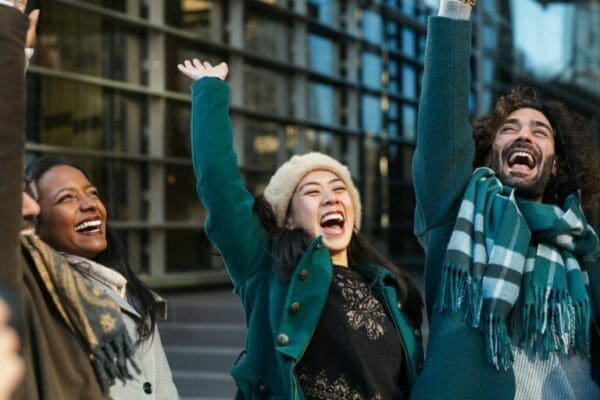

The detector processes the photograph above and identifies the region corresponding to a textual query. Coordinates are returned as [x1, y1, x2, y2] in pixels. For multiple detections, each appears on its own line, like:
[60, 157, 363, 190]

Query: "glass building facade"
[24, 0, 431, 286]
[24, 0, 600, 287]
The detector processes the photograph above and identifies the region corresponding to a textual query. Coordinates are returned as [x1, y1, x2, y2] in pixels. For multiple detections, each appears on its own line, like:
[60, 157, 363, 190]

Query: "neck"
[330, 250, 348, 267]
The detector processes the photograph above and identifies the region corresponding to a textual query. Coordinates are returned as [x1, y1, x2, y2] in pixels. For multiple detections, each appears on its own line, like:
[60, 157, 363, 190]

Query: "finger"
[28, 9, 40, 29]
[183, 59, 194, 69]
[202, 61, 212, 69]
[16, 0, 27, 13]
[0, 356, 24, 400]
[0, 328, 19, 354]
[217, 62, 229, 73]
[192, 58, 203, 69]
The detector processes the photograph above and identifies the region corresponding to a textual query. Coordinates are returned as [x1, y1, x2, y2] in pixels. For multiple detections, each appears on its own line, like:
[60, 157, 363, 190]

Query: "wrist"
[438, 0, 474, 20]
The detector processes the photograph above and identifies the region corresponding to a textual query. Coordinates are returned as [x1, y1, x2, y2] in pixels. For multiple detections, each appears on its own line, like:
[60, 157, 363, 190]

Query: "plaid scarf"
[21, 233, 139, 392]
[438, 167, 598, 370]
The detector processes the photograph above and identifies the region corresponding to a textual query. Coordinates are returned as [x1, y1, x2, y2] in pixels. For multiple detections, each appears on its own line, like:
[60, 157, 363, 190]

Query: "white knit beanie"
[263, 152, 362, 230]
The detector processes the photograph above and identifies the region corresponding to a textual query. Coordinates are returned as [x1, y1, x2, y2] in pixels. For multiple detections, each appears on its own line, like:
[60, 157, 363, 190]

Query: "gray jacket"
[90, 276, 179, 400]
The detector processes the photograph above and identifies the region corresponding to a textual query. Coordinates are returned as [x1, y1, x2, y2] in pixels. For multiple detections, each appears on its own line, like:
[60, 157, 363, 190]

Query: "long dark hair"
[25, 156, 160, 342]
[253, 195, 423, 327]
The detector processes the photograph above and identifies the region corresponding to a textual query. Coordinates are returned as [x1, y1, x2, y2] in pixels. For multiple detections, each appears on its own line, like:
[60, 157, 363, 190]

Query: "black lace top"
[295, 265, 408, 400]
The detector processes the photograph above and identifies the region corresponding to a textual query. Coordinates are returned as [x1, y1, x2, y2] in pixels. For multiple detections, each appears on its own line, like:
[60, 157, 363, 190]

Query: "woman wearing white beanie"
[179, 59, 424, 400]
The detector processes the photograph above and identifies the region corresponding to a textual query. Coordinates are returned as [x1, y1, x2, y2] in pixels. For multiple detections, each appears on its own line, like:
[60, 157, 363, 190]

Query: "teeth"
[321, 212, 344, 224]
[509, 151, 534, 166]
[75, 219, 101, 232]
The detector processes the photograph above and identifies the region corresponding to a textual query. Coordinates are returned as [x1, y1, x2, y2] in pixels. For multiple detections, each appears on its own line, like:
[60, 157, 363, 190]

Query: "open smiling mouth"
[320, 212, 345, 235]
[504, 145, 539, 173]
[74, 218, 103, 235]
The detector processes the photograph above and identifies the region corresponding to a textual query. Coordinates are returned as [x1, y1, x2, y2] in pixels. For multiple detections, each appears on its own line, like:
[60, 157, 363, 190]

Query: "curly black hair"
[472, 85, 600, 208]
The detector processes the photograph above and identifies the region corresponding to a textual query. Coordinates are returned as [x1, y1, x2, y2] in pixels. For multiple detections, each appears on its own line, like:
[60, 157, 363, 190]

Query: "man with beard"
[410, 0, 600, 399]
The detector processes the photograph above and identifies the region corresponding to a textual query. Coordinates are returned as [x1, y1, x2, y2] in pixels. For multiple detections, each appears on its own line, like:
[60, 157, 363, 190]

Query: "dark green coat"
[410, 16, 600, 400]
[190, 77, 424, 399]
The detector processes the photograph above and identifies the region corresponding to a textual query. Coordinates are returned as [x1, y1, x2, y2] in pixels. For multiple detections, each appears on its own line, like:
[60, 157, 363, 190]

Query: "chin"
[322, 237, 351, 252]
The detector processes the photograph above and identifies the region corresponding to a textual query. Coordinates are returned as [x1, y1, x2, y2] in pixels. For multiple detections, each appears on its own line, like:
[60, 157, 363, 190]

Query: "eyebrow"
[50, 184, 96, 201]
[502, 118, 553, 134]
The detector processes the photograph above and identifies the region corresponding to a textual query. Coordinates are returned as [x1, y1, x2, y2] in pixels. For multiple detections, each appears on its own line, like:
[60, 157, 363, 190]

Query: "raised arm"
[179, 60, 270, 290]
[0, 4, 28, 285]
[412, 0, 475, 238]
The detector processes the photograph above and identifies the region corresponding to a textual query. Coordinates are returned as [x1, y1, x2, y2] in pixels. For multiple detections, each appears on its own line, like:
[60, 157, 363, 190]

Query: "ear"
[552, 157, 558, 176]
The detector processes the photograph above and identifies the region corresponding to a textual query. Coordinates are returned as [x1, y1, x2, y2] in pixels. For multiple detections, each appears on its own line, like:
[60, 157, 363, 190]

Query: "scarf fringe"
[437, 264, 483, 327]
[91, 333, 141, 394]
[438, 267, 592, 369]
[483, 313, 514, 370]
[518, 286, 591, 359]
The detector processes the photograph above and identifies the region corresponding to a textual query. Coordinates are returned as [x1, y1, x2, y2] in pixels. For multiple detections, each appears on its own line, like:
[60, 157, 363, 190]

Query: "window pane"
[361, 95, 382, 135]
[165, 164, 204, 221]
[245, 14, 290, 61]
[28, 78, 146, 153]
[308, 82, 338, 125]
[165, 0, 224, 41]
[165, 101, 191, 158]
[308, 34, 337, 76]
[35, 3, 147, 85]
[244, 120, 282, 170]
[244, 65, 290, 116]
[361, 52, 382, 89]
[362, 10, 383, 44]
[166, 229, 212, 272]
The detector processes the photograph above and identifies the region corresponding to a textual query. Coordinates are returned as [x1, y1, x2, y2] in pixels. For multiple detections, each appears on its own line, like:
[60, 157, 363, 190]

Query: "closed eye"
[304, 190, 320, 196]
[58, 193, 75, 203]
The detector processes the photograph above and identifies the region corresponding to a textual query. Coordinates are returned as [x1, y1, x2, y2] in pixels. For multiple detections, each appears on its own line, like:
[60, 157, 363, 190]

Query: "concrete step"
[160, 322, 246, 347]
[173, 370, 237, 398]
[165, 345, 241, 372]
[165, 303, 245, 324]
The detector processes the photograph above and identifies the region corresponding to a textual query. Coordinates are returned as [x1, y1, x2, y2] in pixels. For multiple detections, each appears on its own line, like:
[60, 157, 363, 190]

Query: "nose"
[515, 126, 534, 141]
[22, 192, 40, 218]
[79, 195, 98, 211]
[322, 190, 341, 205]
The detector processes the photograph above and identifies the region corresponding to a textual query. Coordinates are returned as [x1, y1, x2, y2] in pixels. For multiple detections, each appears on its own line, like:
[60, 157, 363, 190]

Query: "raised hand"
[14, 0, 39, 48]
[177, 59, 228, 82]
[0, 300, 23, 400]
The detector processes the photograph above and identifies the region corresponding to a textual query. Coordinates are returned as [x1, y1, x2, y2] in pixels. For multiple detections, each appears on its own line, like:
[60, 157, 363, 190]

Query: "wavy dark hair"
[473, 85, 600, 208]
[25, 156, 160, 342]
[253, 194, 423, 327]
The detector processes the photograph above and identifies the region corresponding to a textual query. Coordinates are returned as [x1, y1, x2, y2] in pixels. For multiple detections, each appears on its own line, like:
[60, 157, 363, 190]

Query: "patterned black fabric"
[296, 265, 407, 400]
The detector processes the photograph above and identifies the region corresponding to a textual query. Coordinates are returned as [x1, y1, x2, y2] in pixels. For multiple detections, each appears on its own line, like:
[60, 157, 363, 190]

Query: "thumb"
[28, 9, 40, 29]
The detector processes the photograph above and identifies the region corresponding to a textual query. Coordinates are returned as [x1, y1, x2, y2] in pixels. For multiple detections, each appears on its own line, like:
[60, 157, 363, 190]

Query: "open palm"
[177, 59, 229, 82]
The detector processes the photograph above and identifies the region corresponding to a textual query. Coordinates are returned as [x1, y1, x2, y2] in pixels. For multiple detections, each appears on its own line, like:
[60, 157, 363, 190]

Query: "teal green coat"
[411, 16, 600, 400]
[190, 77, 424, 399]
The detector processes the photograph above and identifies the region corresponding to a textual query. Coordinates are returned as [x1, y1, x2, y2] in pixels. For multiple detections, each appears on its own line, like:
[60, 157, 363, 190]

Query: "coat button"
[143, 382, 152, 394]
[315, 243, 323, 249]
[288, 302, 302, 313]
[258, 384, 267, 394]
[397, 301, 404, 311]
[298, 269, 309, 281]
[414, 329, 422, 340]
[277, 333, 289, 346]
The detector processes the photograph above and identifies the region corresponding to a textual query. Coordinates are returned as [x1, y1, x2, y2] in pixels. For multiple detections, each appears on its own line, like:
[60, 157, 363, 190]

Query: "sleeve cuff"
[438, 0, 472, 20]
